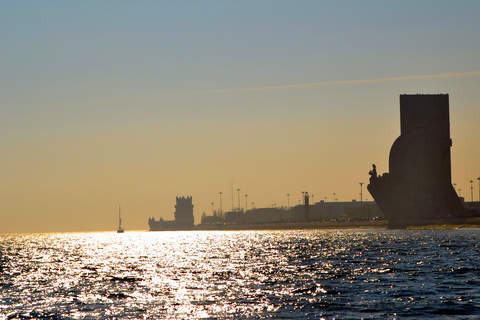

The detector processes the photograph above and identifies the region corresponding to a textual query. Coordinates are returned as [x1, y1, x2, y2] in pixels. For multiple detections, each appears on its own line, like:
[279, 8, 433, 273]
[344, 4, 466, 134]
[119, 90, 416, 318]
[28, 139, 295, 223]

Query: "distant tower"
[304, 192, 310, 221]
[174, 196, 194, 227]
[368, 94, 464, 224]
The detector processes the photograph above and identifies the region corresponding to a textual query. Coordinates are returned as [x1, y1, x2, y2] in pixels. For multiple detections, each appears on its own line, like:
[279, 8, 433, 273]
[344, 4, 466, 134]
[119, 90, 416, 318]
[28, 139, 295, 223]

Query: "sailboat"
[117, 205, 125, 233]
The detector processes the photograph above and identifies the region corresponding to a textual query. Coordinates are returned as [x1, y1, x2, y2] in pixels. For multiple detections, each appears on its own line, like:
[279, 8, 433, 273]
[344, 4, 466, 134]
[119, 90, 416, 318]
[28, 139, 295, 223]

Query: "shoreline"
[148, 217, 480, 232]
[193, 220, 388, 231]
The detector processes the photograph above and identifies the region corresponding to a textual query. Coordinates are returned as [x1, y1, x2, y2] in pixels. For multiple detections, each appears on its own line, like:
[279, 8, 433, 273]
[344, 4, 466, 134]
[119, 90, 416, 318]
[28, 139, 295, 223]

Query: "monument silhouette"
[368, 94, 464, 225]
[148, 196, 194, 231]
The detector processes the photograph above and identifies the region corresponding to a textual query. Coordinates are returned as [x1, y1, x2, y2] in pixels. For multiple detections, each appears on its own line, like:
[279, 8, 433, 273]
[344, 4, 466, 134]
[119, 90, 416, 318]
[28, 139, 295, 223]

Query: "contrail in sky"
[192, 71, 480, 94]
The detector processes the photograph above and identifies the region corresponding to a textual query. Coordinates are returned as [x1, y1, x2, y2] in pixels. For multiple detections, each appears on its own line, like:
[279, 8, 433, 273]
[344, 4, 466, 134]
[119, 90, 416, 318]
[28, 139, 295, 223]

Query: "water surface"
[1, 229, 480, 319]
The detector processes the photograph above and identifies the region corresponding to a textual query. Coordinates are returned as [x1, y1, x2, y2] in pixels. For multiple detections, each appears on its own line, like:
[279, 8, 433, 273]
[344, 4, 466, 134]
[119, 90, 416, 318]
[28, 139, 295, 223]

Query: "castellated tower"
[174, 196, 194, 227]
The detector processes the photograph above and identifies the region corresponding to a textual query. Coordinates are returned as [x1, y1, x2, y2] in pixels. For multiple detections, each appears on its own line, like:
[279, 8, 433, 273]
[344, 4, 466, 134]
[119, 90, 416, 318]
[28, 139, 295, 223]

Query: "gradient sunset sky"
[2, 1, 480, 233]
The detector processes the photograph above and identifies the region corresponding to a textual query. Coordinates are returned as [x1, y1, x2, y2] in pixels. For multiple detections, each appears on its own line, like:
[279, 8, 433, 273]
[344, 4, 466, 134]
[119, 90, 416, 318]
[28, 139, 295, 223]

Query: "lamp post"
[211, 202, 214, 216]
[478, 177, 480, 201]
[287, 194, 290, 210]
[245, 194, 248, 211]
[219, 192, 223, 215]
[333, 192, 337, 217]
[237, 189, 241, 211]
[359, 182, 364, 217]
[470, 180, 474, 202]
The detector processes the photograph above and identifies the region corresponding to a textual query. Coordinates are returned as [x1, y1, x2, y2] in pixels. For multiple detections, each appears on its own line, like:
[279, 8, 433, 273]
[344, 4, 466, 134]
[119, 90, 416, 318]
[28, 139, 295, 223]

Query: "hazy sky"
[2, 1, 480, 233]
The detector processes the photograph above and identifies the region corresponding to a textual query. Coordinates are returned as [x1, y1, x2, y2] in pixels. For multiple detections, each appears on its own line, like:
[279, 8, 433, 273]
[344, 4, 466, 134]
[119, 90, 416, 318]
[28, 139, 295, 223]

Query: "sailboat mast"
[119, 205, 122, 229]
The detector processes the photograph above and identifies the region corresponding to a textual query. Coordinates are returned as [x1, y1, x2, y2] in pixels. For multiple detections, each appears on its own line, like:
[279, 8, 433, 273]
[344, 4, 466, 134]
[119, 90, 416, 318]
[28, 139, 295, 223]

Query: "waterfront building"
[148, 196, 194, 231]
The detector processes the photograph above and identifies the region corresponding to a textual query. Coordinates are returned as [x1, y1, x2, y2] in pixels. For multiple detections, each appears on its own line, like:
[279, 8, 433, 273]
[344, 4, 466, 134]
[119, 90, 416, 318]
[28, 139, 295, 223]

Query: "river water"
[1, 229, 480, 319]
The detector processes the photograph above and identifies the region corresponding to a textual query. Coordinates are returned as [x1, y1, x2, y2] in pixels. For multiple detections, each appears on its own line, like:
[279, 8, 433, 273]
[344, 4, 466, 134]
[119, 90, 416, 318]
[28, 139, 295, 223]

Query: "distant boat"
[117, 205, 125, 233]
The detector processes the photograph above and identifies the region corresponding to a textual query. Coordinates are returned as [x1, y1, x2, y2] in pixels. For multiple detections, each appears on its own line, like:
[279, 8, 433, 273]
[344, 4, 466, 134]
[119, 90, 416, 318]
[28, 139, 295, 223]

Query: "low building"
[223, 207, 292, 225]
[293, 200, 384, 221]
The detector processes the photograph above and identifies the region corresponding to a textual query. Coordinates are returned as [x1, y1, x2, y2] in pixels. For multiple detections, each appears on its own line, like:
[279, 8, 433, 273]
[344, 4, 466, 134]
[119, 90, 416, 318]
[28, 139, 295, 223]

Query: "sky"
[1, 1, 480, 233]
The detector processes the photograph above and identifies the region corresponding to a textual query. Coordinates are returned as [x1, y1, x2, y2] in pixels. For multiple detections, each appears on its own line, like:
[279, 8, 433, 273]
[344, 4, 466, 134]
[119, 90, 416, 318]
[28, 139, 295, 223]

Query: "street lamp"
[211, 202, 214, 216]
[470, 180, 474, 202]
[478, 177, 480, 201]
[219, 192, 223, 214]
[245, 194, 248, 211]
[333, 192, 337, 217]
[287, 194, 290, 210]
[359, 182, 364, 217]
[237, 189, 241, 211]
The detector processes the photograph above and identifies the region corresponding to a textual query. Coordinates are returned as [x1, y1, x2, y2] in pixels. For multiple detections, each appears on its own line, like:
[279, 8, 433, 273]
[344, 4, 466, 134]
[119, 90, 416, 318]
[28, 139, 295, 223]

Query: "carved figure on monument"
[367, 94, 464, 225]
[369, 164, 377, 180]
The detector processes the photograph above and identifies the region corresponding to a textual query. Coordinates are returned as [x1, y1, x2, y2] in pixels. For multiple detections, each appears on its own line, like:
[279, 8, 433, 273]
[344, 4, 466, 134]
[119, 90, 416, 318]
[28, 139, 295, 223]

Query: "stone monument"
[368, 94, 464, 225]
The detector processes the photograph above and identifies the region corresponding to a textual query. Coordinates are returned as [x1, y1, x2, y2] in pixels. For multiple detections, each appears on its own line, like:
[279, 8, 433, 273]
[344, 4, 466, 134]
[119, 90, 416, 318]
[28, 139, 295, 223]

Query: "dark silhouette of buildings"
[297, 200, 383, 221]
[368, 94, 464, 224]
[198, 200, 383, 226]
[149, 196, 194, 231]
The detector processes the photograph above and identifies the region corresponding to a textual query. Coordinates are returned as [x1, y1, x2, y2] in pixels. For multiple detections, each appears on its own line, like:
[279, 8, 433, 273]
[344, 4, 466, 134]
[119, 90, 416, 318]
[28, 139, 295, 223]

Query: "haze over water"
[2, 2, 480, 233]
[2, 229, 480, 319]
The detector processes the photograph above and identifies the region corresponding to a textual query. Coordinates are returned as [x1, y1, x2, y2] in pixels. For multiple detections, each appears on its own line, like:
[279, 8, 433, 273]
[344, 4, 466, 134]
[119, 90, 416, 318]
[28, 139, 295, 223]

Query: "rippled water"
[1, 229, 480, 319]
